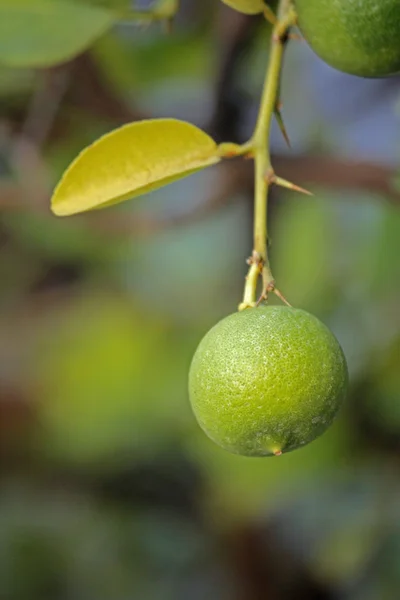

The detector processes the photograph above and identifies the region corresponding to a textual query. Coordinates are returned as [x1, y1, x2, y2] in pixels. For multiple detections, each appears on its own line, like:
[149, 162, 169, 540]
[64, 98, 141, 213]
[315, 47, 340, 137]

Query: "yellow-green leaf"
[51, 119, 220, 216]
[220, 0, 266, 15]
[0, 0, 117, 68]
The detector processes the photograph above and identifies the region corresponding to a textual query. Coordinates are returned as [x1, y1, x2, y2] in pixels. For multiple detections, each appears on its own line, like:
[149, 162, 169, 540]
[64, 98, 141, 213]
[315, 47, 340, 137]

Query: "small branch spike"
[256, 293, 265, 307]
[273, 288, 292, 307]
[256, 277, 274, 306]
[273, 176, 313, 196]
[274, 103, 291, 148]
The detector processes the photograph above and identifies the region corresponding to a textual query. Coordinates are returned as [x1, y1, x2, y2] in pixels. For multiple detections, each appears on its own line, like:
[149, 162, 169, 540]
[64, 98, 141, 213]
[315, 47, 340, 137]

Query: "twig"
[240, 0, 296, 309]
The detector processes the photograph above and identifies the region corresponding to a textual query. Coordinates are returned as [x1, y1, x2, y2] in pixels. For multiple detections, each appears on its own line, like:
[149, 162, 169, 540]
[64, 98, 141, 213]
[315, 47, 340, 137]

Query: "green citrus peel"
[295, 0, 400, 77]
[189, 306, 348, 457]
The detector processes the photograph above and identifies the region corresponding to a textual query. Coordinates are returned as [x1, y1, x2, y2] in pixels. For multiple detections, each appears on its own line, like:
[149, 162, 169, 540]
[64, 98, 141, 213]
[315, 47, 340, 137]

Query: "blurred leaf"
[2, 212, 123, 264]
[32, 294, 192, 465]
[267, 469, 400, 592]
[273, 196, 335, 311]
[368, 205, 400, 295]
[221, 0, 266, 15]
[92, 30, 211, 91]
[0, 65, 34, 96]
[0, 483, 224, 600]
[315, 519, 382, 583]
[362, 336, 400, 434]
[51, 119, 220, 216]
[186, 417, 351, 520]
[0, 485, 136, 600]
[0, 0, 117, 68]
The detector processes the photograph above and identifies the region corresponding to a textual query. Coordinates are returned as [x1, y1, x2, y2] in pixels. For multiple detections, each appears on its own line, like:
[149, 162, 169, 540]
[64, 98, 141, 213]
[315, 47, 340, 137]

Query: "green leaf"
[220, 0, 266, 15]
[51, 119, 220, 216]
[0, 0, 117, 68]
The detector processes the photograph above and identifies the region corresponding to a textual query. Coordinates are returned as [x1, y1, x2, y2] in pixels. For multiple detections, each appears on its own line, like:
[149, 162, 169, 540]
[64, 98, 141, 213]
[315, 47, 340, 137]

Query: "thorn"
[256, 288, 268, 306]
[252, 250, 263, 265]
[274, 104, 291, 148]
[274, 288, 292, 307]
[256, 294, 265, 307]
[273, 450, 283, 457]
[273, 176, 313, 196]
[263, 6, 277, 25]
[256, 278, 275, 306]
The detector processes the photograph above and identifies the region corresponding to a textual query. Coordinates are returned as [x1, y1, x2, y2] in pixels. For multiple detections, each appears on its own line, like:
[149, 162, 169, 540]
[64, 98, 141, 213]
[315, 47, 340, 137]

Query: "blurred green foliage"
[0, 0, 118, 68]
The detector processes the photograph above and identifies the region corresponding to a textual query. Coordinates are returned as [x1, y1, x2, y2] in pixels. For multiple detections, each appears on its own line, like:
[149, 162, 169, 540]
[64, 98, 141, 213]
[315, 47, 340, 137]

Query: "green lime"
[189, 306, 348, 457]
[295, 0, 400, 77]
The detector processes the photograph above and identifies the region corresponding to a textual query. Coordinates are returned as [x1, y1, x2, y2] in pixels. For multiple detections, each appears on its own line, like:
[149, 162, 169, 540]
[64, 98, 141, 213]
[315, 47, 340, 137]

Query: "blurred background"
[0, 1, 399, 598]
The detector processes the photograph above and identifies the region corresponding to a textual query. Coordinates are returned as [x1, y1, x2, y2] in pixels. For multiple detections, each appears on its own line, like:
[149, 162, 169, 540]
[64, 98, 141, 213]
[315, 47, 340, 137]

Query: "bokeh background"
[0, 1, 399, 599]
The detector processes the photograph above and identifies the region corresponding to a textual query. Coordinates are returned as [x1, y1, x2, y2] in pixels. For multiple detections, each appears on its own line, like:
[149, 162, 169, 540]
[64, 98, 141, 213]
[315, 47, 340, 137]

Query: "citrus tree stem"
[239, 0, 296, 310]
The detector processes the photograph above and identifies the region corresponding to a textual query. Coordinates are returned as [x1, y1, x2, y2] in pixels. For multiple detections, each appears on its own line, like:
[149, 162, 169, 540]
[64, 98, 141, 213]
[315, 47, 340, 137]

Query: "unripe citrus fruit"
[189, 306, 348, 457]
[294, 0, 400, 78]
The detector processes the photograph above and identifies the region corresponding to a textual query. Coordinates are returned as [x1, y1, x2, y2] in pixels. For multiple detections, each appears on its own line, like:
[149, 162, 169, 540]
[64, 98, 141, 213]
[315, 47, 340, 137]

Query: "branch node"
[265, 168, 276, 185]
[217, 142, 242, 158]
[238, 301, 256, 311]
[256, 277, 275, 306]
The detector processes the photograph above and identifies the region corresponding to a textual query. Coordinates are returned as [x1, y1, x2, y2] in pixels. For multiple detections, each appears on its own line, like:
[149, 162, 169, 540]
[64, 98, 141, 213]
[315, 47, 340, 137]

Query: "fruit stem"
[240, 0, 296, 310]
